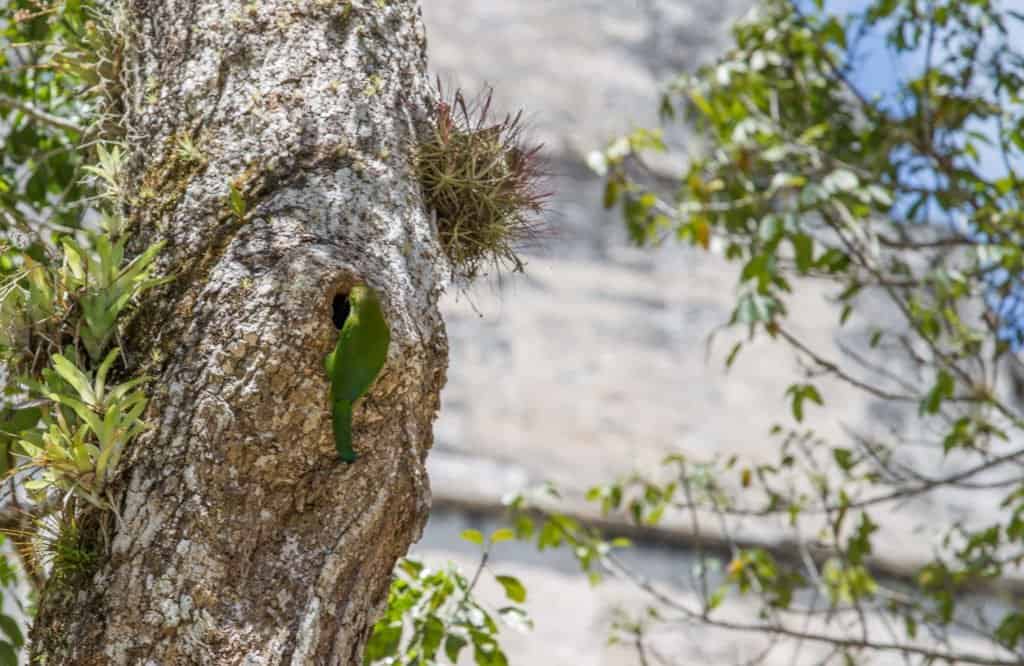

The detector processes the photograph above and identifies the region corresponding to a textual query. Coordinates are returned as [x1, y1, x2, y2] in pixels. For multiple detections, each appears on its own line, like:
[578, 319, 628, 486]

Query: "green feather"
[331, 400, 355, 462]
[324, 285, 390, 463]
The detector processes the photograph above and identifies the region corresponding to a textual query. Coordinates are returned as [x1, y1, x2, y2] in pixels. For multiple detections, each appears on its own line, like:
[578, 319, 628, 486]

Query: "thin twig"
[604, 552, 1022, 666]
[0, 93, 84, 134]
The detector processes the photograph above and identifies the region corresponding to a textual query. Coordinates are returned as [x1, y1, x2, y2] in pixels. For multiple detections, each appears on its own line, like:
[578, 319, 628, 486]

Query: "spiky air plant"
[416, 83, 550, 282]
[3, 508, 96, 588]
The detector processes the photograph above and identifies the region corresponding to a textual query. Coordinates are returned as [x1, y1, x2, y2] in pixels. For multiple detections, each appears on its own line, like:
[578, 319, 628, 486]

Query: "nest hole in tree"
[332, 292, 351, 330]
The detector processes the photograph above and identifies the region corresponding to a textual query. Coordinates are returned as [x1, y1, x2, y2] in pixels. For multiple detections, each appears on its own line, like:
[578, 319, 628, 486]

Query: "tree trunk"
[31, 1, 447, 663]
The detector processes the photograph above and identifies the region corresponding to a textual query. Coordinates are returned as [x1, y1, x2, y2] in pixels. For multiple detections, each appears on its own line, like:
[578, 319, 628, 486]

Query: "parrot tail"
[332, 400, 357, 463]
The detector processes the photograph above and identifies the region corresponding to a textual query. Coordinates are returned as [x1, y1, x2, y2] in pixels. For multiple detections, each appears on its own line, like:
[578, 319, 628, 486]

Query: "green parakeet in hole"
[324, 284, 390, 463]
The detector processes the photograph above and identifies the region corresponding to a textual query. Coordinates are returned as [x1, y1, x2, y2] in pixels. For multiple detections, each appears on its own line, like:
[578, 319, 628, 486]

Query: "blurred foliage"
[1, 0, 109, 248]
[0, 0, 163, 659]
[572, 0, 1024, 663]
[366, 529, 533, 666]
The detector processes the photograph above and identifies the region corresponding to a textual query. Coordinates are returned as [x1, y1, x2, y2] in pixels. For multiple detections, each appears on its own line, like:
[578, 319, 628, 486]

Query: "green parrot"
[323, 284, 390, 463]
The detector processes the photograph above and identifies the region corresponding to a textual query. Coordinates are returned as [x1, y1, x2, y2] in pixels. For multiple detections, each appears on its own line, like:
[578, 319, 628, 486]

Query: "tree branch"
[0, 93, 84, 134]
[603, 553, 1022, 666]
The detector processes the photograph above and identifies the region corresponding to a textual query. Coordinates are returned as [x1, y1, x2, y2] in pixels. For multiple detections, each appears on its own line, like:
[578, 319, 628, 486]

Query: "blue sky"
[801, 0, 1024, 340]
[812, 0, 1024, 181]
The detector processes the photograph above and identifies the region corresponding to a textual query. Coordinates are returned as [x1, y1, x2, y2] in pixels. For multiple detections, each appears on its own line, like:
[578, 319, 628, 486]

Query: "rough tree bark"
[31, 0, 447, 663]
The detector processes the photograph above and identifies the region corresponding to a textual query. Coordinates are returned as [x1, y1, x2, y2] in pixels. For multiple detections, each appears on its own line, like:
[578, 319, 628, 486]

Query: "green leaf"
[821, 16, 847, 48]
[798, 123, 829, 144]
[921, 370, 955, 415]
[537, 520, 564, 549]
[0, 406, 41, 438]
[689, 90, 714, 117]
[815, 248, 850, 273]
[50, 354, 98, 406]
[905, 615, 918, 639]
[473, 641, 508, 666]
[0, 642, 15, 666]
[228, 183, 247, 219]
[707, 586, 726, 611]
[445, 634, 469, 662]
[94, 347, 122, 401]
[786, 384, 823, 422]
[494, 575, 527, 603]
[846, 513, 878, 566]
[421, 614, 445, 657]
[791, 233, 814, 273]
[0, 616, 22, 648]
[602, 179, 621, 209]
[461, 529, 485, 546]
[758, 216, 783, 244]
[995, 612, 1024, 648]
[832, 448, 855, 472]
[513, 515, 534, 540]
[490, 528, 515, 544]
[364, 621, 402, 662]
[399, 558, 424, 577]
[628, 128, 666, 153]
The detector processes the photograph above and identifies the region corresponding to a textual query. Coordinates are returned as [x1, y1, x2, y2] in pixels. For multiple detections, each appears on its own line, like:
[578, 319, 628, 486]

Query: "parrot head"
[349, 284, 368, 303]
[333, 285, 372, 329]
[349, 284, 377, 306]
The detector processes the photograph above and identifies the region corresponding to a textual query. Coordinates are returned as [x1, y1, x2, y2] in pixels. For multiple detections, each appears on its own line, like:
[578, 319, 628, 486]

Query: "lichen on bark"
[30, 1, 447, 663]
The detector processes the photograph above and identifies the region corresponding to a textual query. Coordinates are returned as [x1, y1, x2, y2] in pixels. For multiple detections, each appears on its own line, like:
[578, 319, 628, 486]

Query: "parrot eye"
[332, 293, 351, 330]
